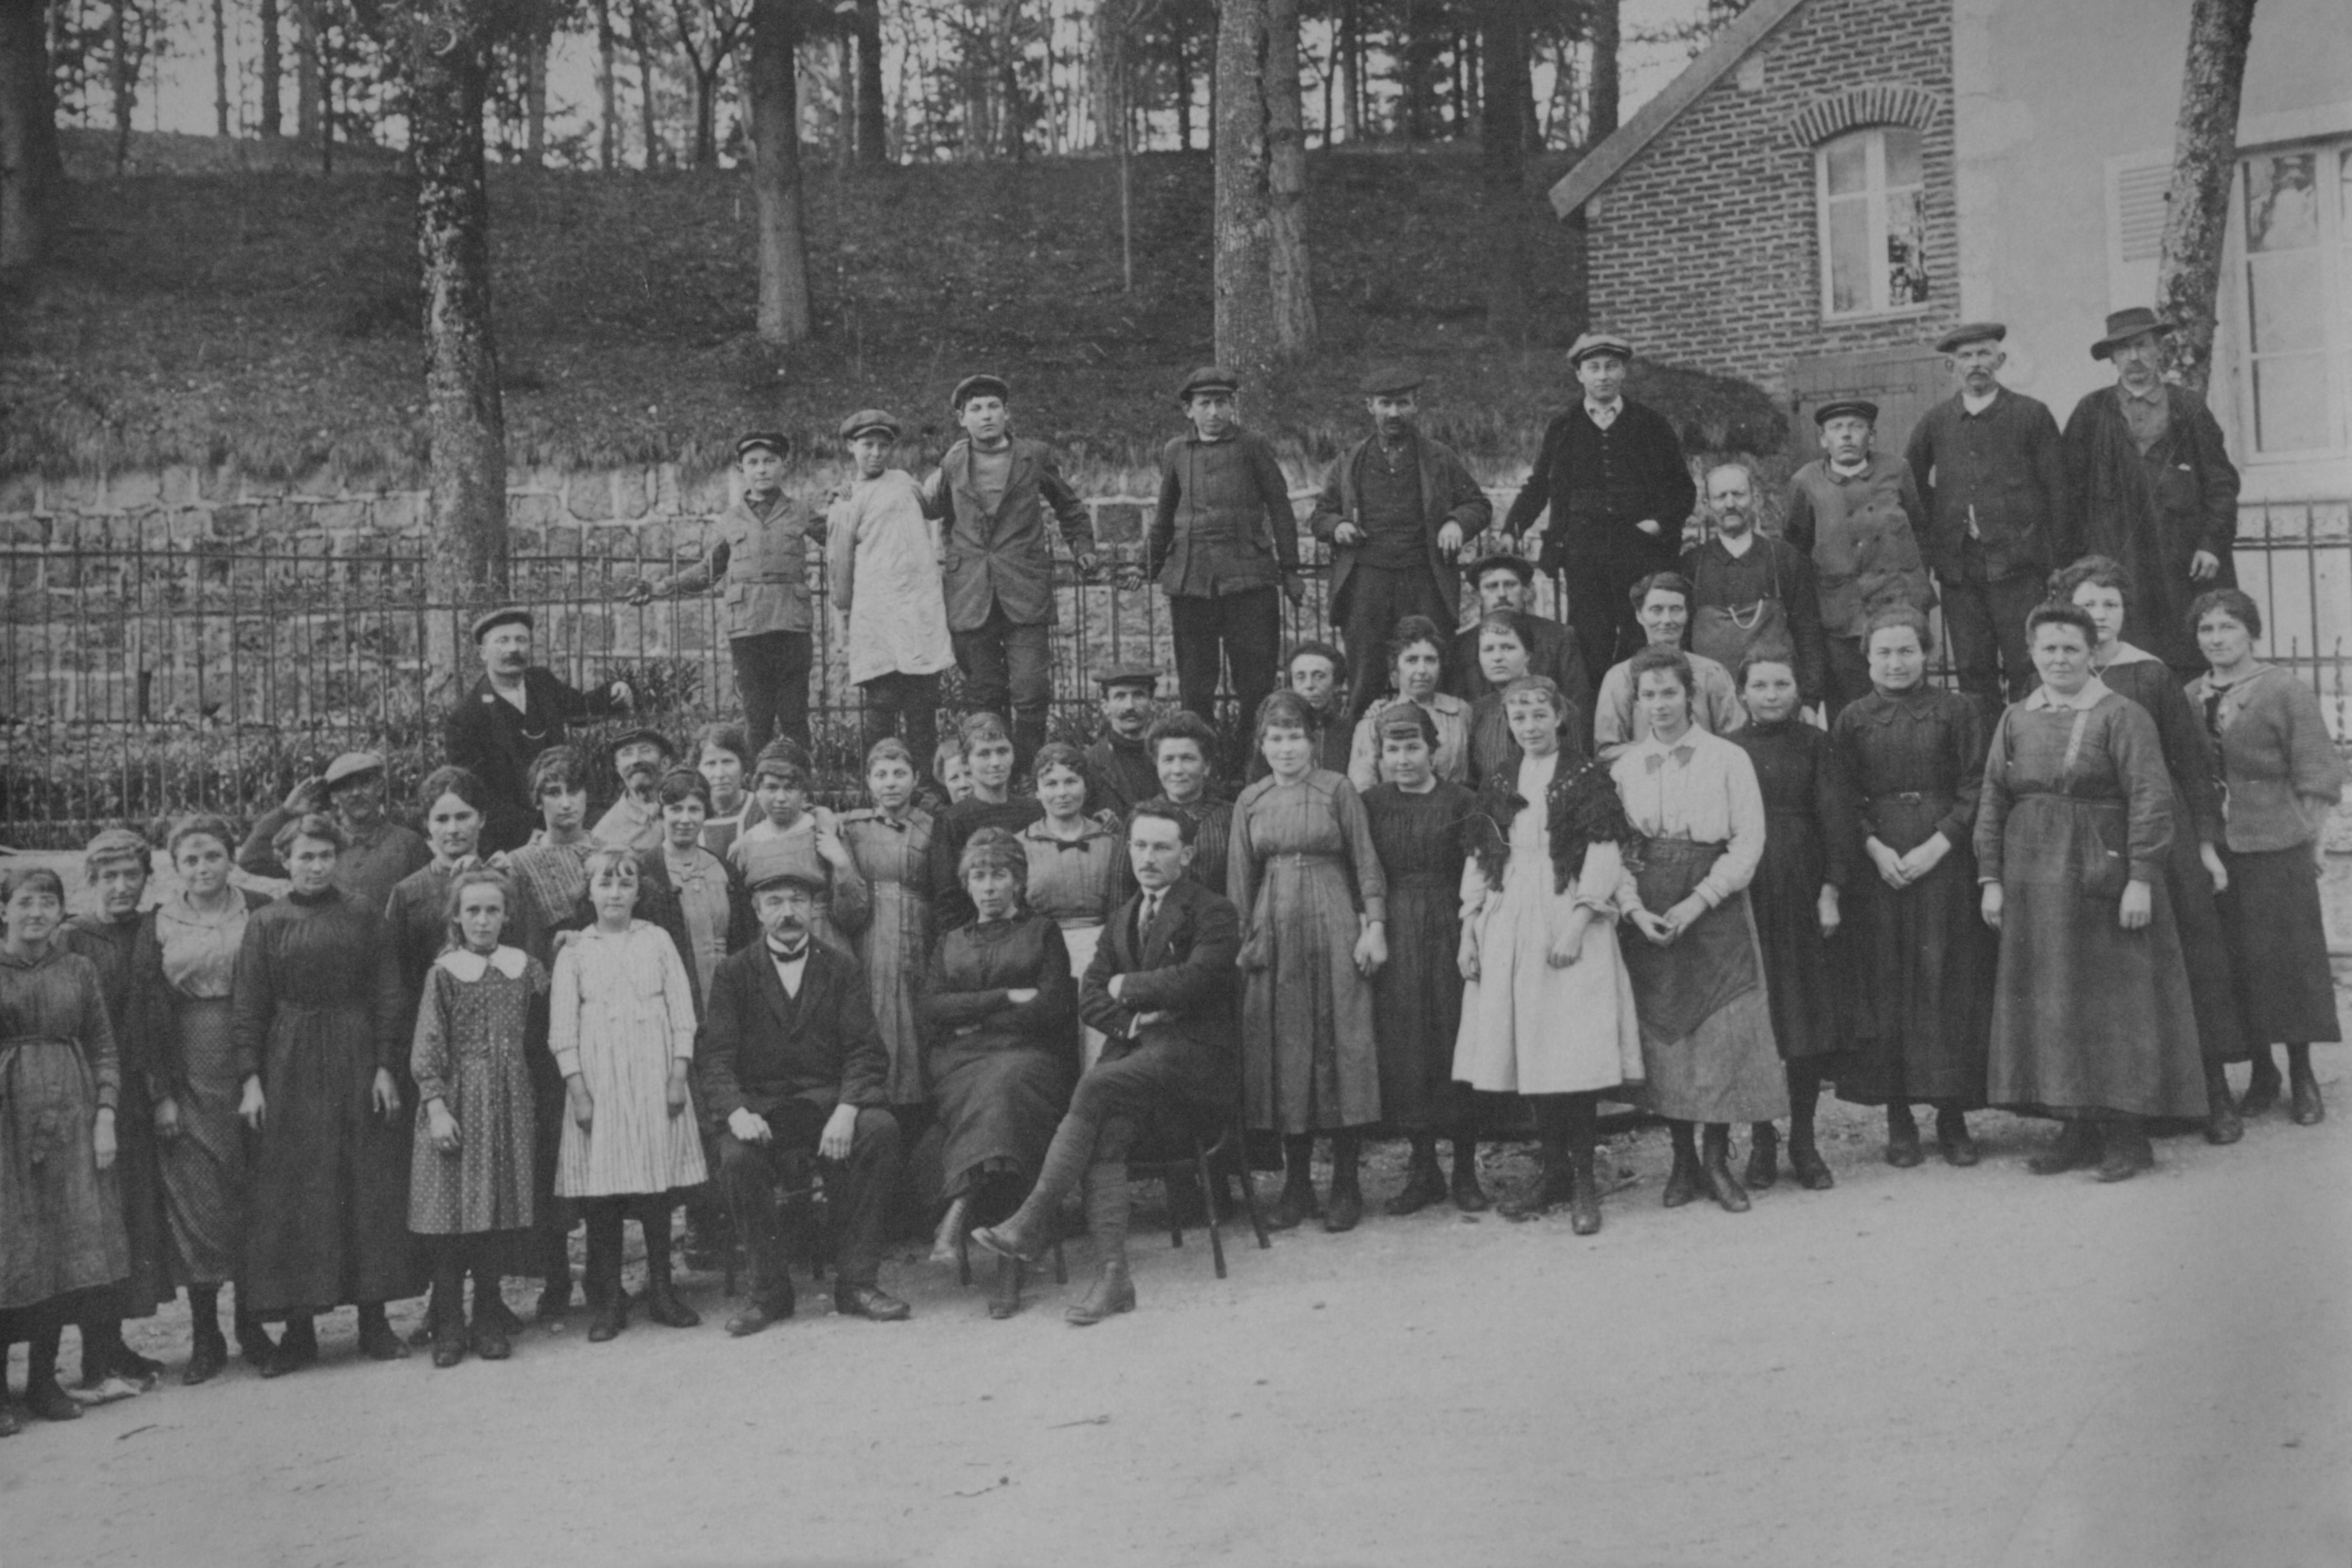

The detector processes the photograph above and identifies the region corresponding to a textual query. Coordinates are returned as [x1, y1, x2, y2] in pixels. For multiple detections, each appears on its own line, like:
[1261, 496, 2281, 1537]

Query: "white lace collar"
[437, 945, 529, 981]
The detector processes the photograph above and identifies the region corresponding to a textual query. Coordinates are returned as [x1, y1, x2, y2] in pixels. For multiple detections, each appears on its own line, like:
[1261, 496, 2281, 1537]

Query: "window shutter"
[2106, 150, 2171, 307]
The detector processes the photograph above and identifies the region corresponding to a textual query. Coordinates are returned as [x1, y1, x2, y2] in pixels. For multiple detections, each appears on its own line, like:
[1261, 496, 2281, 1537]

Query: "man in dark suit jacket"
[699, 867, 909, 1334]
[443, 606, 633, 853]
[922, 374, 1099, 765]
[976, 803, 1241, 1324]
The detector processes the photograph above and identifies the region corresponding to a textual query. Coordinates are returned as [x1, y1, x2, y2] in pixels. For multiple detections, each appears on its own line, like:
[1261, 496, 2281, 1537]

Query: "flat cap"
[1466, 551, 1537, 584]
[470, 605, 533, 642]
[1357, 364, 1424, 397]
[322, 750, 386, 788]
[739, 836, 829, 896]
[1566, 330, 1634, 366]
[735, 431, 791, 460]
[952, 373, 1011, 409]
[609, 727, 676, 761]
[838, 408, 901, 442]
[1813, 398, 1880, 427]
[1093, 663, 1162, 691]
[1176, 364, 1241, 402]
[1935, 321, 2007, 354]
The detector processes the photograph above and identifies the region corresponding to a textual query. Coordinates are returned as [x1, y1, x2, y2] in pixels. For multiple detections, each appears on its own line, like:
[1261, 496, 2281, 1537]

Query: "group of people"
[0, 305, 2340, 1436]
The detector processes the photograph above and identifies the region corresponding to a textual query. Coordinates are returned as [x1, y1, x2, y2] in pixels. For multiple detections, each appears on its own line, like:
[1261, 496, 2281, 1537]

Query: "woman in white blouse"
[1609, 645, 1787, 1214]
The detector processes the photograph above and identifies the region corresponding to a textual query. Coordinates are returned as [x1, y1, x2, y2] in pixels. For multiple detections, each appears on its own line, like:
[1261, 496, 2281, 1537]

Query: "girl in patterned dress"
[549, 849, 706, 1342]
[409, 869, 547, 1368]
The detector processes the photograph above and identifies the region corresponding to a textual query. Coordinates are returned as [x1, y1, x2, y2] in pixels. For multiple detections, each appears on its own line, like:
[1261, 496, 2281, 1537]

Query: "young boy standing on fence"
[828, 410, 954, 768]
[922, 374, 1100, 772]
[630, 432, 819, 755]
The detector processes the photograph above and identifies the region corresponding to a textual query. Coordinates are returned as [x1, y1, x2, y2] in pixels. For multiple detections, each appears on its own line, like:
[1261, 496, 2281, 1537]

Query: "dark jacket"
[1502, 400, 1694, 571]
[1084, 733, 1161, 822]
[697, 941, 889, 1123]
[1679, 533, 1831, 704]
[1079, 877, 1241, 1110]
[443, 667, 627, 853]
[1783, 454, 1935, 639]
[665, 491, 820, 638]
[1447, 610, 1593, 718]
[1902, 386, 2064, 581]
[1149, 429, 1302, 597]
[1308, 431, 1492, 622]
[925, 437, 1096, 630]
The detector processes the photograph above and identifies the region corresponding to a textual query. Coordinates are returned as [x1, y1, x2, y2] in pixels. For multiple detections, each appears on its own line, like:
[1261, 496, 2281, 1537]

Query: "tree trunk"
[1265, 0, 1314, 355]
[1171, 20, 1190, 151]
[631, 0, 662, 167]
[406, 28, 510, 695]
[1339, 0, 1360, 140]
[294, 0, 320, 143]
[259, 0, 282, 135]
[1586, 0, 1618, 140]
[2156, 0, 2258, 398]
[110, 0, 133, 173]
[1213, 0, 1276, 385]
[0, 0, 65, 269]
[524, 30, 548, 168]
[994, 0, 1025, 159]
[836, 31, 854, 166]
[691, 66, 718, 165]
[213, 0, 230, 135]
[596, 0, 618, 169]
[1479, 0, 1531, 342]
[855, 0, 885, 162]
[751, 0, 811, 345]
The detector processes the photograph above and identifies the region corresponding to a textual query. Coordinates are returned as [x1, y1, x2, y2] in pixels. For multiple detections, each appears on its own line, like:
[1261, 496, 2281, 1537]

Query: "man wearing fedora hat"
[1903, 322, 2065, 709]
[237, 749, 433, 912]
[922, 374, 1099, 769]
[630, 432, 822, 756]
[828, 409, 954, 765]
[1308, 365, 1493, 721]
[1149, 364, 1305, 729]
[1502, 331, 1695, 684]
[444, 605, 636, 853]
[2061, 307, 2241, 678]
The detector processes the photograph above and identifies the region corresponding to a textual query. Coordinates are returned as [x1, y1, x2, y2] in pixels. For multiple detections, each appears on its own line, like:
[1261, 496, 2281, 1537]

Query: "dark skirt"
[930, 1044, 1074, 1202]
[242, 1001, 423, 1312]
[2162, 813, 2247, 1063]
[157, 995, 246, 1286]
[1618, 840, 1788, 1125]
[1987, 796, 2208, 1120]
[1373, 874, 1465, 1131]
[2219, 846, 2342, 1044]
[105, 1068, 174, 1317]
[1751, 808, 1846, 1064]
[0, 1039, 129, 1312]
[1836, 793, 1993, 1107]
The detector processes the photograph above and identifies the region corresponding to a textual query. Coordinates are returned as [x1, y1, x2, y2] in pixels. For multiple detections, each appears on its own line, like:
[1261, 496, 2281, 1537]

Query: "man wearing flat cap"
[237, 749, 433, 911]
[1902, 322, 2064, 708]
[1444, 551, 1593, 718]
[1502, 332, 1696, 685]
[1785, 398, 1934, 716]
[1148, 364, 1305, 730]
[631, 431, 822, 756]
[444, 605, 636, 853]
[1084, 664, 1165, 820]
[922, 374, 1098, 769]
[1309, 366, 1494, 722]
[700, 865, 910, 1332]
[2060, 307, 2241, 678]
[828, 409, 954, 765]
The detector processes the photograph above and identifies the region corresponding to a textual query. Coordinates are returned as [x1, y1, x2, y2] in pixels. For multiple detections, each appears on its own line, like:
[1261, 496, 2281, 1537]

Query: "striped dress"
[548, 921, 707, 1198]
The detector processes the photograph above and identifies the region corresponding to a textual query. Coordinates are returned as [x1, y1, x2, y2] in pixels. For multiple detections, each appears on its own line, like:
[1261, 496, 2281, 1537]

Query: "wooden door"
[1786, 346, 1952, 460]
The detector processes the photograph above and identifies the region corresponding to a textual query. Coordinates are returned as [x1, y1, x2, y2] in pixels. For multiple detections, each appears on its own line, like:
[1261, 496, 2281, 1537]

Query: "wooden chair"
[1125, 1112, 1272, 1279]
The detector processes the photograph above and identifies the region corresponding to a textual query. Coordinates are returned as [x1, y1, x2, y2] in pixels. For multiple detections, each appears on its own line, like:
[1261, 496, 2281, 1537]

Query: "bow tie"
[767, 941, 809, 963]
[1040, 835, 1096, 852]
[1644, 744, 1696, 775]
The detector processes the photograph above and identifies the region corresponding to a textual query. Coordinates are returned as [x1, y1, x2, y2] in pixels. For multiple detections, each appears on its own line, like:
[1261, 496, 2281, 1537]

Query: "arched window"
[1816, 126, 1929, 320]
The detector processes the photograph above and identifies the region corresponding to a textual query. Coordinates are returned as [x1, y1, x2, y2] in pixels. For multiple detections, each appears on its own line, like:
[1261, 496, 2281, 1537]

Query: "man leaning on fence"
[444, 606, 634, 855]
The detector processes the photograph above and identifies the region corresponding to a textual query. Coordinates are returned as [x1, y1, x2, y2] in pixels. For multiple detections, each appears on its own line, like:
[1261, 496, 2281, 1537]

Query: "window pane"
[1825, 134, 1868, 196]
[1886, 188, 1929, 306]
[1827, 196, 1871, 313]
[2244, 151, 2319, 252]
[1884, 127, 1922, 188]
[2253, 353, 2332, 452]
[2246, 248, 2323, 352]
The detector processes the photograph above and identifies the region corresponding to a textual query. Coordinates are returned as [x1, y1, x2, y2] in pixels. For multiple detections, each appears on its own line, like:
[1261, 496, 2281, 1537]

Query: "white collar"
[2025, 677, 2112, 712]
[1584, 397, 1623, 420]
[438, 945, 529, 981]
[2097, 641, 2159, 669]
[1961, 387, 2000, 415]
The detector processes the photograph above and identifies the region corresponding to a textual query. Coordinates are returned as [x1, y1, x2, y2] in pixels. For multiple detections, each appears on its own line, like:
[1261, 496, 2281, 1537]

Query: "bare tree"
[627, 0, 663, 166]
[1586, 0, 1617, 139]
[594, 0, 618, 167]
[1213, 0, 1275, 384]
[2157, 0, 2258, 397]
[1480, 0, 1532, 341]
[108, 0, 163, 173]
[522, 21, 549, 166]
[213, 0, 230, 134]
[750, 0, 811, 343]
[260, 0, 282, 132]
[294, 0, 320, 140]
[672, 0, 753, 167]
[0, 0, 66, 268]
[852, 0, 884, 162]
[1265, 0, 1313, 353]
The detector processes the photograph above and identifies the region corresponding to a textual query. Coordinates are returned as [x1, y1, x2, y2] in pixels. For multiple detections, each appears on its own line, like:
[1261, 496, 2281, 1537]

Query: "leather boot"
[23, 1323, 79, 1421]
[1268, 1137, 1319, 1231]
[988, 1255, 1025, 1320]
[1065, 1259, 1135, 1326]
[183, 1287, 228, 1386]
[2239, 1050, 2283, 1117]
[1745, 1122, 1779, 1190]
[357, 1303, 409, 1362]
[1786, 1121, 1834, 1190]
[430, 1248, 469, 1369]
[2203, 1064, 2244, 1144]
[1385, 1138, 1448, 1216]
[2288, 1046, 2325, 1126]
[535, 1229, 575, 1325]
[1661, 1124, 1703, 1209]
[2028, 1120, 2103, 1175]
[2096, 1118, 2152, 1182]
[1884, 1104, 1924, 1168]
[1500, 1134, 1573, 1221]
[261, 1313, 318, 1379]
[584, 1205, 628, 1342]
[233, 1305, 276, 1368]
[1322, 1135, 1364, 1233]
[1699, 1124, 1750, 1213]
[1936, 1108, 1981, 1167]
[1449, 1138, 1491, 1212]
[975, 1115, 1096, 1262]
[1067, 1163, 1134, 1325]
[638, 1203, 701, 1328]
[1566, 1145, 1602, 1236]
[929, 1193, 972, 1266]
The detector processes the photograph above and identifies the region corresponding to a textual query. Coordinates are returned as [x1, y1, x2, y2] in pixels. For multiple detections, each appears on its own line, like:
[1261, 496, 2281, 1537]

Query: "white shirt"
[1584, 397, 1624, 431]
[766, 940, 810, 999]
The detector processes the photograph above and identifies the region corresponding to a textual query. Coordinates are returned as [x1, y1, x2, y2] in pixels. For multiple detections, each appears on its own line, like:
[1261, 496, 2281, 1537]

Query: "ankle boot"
[1661, 1125, 1703, 1209]
[1936, 1108, 1980, 1167]
[2239, 1051, 2283, 1116]
[1786, 1120, 1834, 1189]
[930, 1193, 973, 1265]
[976, 1115, 1097, 1261]
[1449, 1139, 1491, 1212]
[262, 1313, 319, 1379]
[988, 1254, 1025, 1320]
[357, 1303, 408, 1361]
[24, 1324, 79, 1421]
[430, 1250, 469, 1368]
[1885, 1104, 1924, 1168]
[1699, 1124, 1750, 1213]
[233, 1305, 276, 1367]
[2201, 1064, 2243, 1144]
[1065, 1258, 1135, 1325]
[1067, 1163, 1134, 1325]
[584, 1208, 628, 1342]
[536, 1230, 575, 1324]
[2096, 1118, 2152, 1182]
[2288, 1048, 2325, 1126]
[1500, 1134, 1573, 1221]
[2029, 1120, 2104, 1175]
[638, 1206, 701, 1328]
[1323, 1136, 1363, 1233]
[1745, 1122, 1779, 1190]
[1385, 1140, 1448, 1216]
[1269, 1137, 1319, 1230]
[1566, 1145, 1602, 1235]
[184, 1289, 228, 1387]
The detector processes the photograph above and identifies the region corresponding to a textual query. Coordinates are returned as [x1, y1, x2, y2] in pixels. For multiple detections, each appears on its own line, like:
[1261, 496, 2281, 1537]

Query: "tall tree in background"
[259, 0, 282, 132]
[0, 0, 65, 268]
[108, 0, 163, 172]
[294, 0, 320, 139]
[2157, 0, 2258, 398]
[213, 0, 231, 133]
[1586, 0, 1616, 139]
[852, 0, 884, 161]
[1478, 0, 1531, 341]
[1212, 0, 1275, 384]
[593, 0, 617, 166]
[749, 0, 810, 343]
[672, 0, 752, 167]
[1265, 0, 1313, 353]
[627, 0, 662, 165]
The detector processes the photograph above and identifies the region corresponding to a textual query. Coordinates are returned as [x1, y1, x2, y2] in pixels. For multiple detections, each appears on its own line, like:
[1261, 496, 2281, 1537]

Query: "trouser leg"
[1222, 587, 1283, 733]
[717, 1134, 791, 1309]
[859, 674, 902, 758]
[1002, 621, 1053, 769]
[1170, 595, 1225, 722]
[902, 671, 942, 768]
[827, 1108, 905, 1290]
[1940, 563, 2001, 714]
[953, 617, 1013, 725]
[1985, 570, 2046, 704]
[1563, 563, 1626, 686]
[1822, 636, 1872, 720]
[733, 634, 781, 756]
[1340, 568, 1451, 721]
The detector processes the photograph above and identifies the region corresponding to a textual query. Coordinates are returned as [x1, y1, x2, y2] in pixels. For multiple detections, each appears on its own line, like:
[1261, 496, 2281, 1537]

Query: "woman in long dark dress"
[1830, 605, 1995, 1167]
[1465, 611, 1588, 781]
[1361, 702, 1488, 1214]
[134, 814, 275, 1381]
[232, 812, 419, 1375]
[60, 829, 172, 1394]
[1729, 654, 1856, 1191]
[920, 829, 1079, 1319]
[2055, 556, 2247, 1143]
[0, 866, 127, 1430]
[2188, 587, 2346, 1127]
[1977, 603, 2207, 1180]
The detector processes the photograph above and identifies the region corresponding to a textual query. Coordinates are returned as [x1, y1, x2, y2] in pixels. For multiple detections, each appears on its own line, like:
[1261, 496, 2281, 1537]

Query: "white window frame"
[2226, 137, 2351, 464]
[1814, 126, 1931, 323]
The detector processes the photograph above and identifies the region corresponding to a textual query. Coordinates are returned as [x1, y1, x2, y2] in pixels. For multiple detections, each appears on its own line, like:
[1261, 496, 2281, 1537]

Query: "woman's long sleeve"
[1692, 746, 1766, 907]
[1973, 713, 2016, 879]
[1934, 699, 1987, 848]
[1334, 779, 1388, 924]
[548, 947, 583, 1079]
[1813, 735, 1862, 889]
[654, 928, 699, 1058]
[410, 967, 455, 1105]
[2110, 702, 2176, 883]
[229, 920, 273, 1081]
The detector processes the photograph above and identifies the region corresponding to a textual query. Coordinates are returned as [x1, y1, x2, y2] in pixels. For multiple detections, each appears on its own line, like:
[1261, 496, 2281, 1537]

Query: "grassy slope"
[2, 141, 1786, 491]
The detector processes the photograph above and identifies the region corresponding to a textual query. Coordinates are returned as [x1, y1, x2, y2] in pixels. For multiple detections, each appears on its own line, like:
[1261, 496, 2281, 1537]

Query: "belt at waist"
[1641, 837, 1727, 861]
[1268, 852, 1343, 869]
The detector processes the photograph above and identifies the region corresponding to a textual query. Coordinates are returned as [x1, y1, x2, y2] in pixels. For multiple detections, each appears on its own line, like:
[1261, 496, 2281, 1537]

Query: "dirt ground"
[3, 1065, 2347, 1568]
